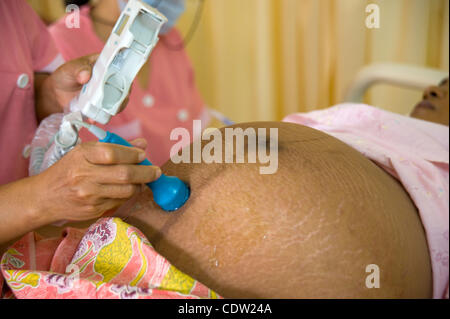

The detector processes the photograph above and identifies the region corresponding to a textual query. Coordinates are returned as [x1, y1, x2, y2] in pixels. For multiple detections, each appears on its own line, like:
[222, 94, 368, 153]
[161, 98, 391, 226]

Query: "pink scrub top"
[49, 5, 209, 166]
[0, 0, 61, 185]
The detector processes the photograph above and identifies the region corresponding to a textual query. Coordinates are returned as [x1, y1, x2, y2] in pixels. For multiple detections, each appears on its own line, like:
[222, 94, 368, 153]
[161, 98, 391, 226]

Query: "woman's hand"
[47, 54, 99, 109]
[35, 139, 160, 223]
[34, 54, 98, 121]
[0, 137, 155, 246]
[35, 53, 131, 121]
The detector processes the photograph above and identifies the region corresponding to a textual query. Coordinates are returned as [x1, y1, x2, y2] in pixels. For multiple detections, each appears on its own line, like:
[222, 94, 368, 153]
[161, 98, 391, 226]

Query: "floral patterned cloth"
[0, 218, 220, 299]
[284, 103, 449, 299]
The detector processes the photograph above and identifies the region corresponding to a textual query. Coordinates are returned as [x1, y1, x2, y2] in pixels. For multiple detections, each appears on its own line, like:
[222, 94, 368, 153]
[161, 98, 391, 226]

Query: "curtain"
[26, 0, 66, 24]
[28, 0, 449, 122]
[180, 0, 449, 121]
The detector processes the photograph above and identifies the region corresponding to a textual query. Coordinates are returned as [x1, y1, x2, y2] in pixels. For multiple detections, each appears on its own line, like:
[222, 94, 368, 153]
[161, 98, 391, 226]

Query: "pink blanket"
[284, 103, 449, 299]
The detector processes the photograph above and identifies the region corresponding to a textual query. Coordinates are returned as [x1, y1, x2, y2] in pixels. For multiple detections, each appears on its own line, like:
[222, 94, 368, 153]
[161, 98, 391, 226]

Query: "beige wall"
[28, 0, 449, 121]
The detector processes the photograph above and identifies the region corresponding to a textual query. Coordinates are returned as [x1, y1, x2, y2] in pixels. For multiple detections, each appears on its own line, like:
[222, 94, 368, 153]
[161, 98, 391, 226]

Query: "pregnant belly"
[125, 122, 432, 298]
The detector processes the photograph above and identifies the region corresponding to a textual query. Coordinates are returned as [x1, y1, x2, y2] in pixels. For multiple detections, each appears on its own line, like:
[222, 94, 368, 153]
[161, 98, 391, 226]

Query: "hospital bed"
[208, 63, 449, 125]
[344, 62, 449, 104]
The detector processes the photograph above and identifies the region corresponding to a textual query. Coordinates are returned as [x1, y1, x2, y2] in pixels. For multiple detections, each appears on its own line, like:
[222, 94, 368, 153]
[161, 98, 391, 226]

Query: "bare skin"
[0, 138, 161, 251]
[34, 54, 96, 122]
[411, 78, 449, 126]
[27, 82, 441, 298]
[121, 122, 432, 298]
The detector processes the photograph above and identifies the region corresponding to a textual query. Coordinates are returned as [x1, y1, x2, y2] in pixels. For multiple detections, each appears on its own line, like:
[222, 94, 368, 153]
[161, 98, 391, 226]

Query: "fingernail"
[138, 151, 146, 162]
[78, 68, 90, 81]
[155, 168, 162, 179]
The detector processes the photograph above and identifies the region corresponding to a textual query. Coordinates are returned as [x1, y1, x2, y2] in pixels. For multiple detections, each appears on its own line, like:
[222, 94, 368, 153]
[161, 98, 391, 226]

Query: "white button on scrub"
[142, 94, 154, 108]
[17, 73, 29, 89]
[22, 144, 31, 159]
[177, 109, 189, 122]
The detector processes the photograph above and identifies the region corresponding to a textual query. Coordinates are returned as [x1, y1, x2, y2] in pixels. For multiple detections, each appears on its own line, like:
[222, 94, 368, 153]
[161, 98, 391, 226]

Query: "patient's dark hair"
[64, 0, 90, 7]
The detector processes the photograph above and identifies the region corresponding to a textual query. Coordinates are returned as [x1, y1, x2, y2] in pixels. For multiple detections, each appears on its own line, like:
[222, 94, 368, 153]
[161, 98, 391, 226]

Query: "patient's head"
[411, 77, 449, 125]
[125, 122, 431, 298]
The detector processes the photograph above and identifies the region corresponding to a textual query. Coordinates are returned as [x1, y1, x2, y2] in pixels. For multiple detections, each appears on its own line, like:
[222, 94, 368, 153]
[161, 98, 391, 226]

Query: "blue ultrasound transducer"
[79, 122, 190, 212]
